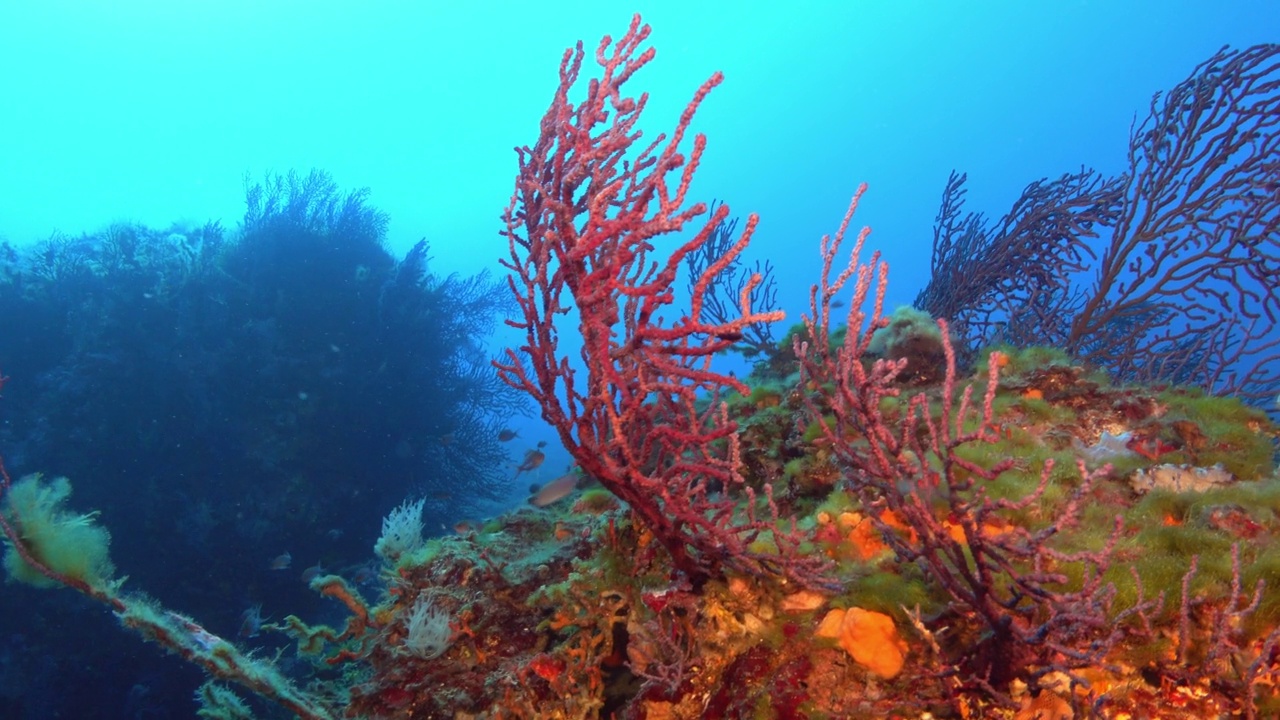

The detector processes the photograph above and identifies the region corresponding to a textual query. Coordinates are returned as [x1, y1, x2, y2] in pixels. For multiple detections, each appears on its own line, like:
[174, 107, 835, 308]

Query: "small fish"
[438, 432, 456, 446]
[529, 471, 581, 507]
[453, 520, 475, 535]
[300, 562, 325, 585]
[239, 604, 266, 638]
[513, 448, 546, 480]
[352, 563, 379, 586]
[497, 429, 520, 442]
[269, 552, 292, 570]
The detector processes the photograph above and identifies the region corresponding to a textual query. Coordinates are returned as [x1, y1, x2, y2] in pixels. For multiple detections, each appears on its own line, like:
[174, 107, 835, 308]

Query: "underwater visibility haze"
[0, 2, 1278, 718]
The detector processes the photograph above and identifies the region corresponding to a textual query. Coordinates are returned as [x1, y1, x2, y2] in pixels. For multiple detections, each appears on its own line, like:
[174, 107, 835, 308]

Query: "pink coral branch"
[495, 15, 829, 589]
[794, 189, 1139, 695]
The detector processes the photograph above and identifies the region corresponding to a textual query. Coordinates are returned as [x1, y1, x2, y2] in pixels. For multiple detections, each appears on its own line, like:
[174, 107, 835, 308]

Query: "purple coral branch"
[797, 209, 1147, 694]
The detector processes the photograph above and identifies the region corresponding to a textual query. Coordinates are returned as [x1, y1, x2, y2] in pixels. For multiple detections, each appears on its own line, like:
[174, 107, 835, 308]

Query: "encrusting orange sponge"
[815, 607, 909, 679]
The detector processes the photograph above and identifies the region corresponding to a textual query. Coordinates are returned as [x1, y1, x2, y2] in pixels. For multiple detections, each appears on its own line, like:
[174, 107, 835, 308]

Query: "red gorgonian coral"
[494, 15, 830, 589]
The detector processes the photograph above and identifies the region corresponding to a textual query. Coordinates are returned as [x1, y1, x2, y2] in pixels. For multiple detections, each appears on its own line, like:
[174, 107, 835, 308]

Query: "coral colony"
[3, 14, 1280, 719]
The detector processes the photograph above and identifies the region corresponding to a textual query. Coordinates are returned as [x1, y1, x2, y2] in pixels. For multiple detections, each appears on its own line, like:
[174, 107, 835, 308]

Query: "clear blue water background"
[4, 1, 1274, 308]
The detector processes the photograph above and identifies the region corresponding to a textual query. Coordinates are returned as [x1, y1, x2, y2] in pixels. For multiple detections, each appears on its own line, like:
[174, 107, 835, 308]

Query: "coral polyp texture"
[2, 14, 1279, 720]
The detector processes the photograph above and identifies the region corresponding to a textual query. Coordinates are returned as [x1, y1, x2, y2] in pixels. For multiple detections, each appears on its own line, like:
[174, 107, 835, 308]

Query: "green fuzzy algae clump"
[2, 474, 115, 589]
